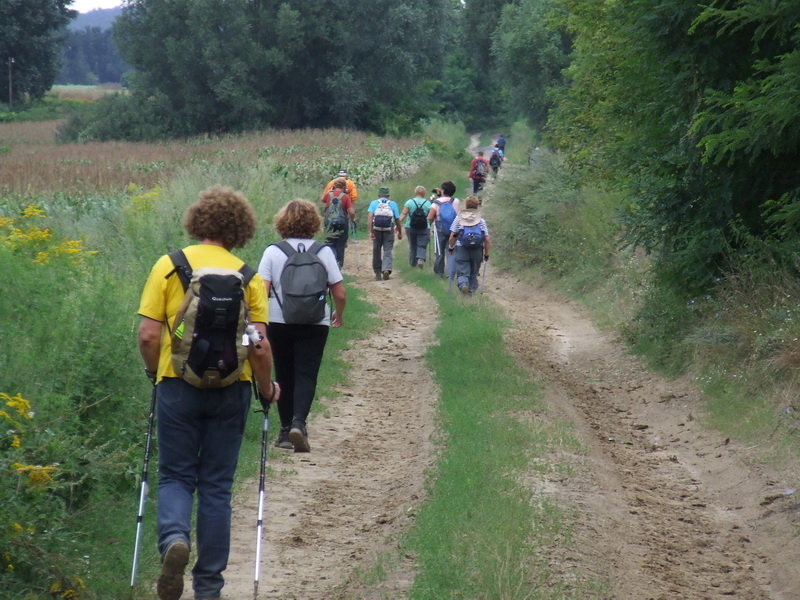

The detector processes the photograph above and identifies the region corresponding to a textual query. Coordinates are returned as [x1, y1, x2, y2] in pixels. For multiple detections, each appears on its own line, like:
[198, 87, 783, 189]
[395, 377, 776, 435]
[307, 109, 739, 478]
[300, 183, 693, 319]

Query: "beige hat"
[459, 209, 481, 227]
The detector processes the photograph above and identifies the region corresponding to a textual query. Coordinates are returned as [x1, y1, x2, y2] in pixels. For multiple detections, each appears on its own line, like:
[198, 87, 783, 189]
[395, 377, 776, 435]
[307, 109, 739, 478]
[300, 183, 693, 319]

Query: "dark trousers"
[472, 177, 486, 194]
[267, 322, 330, 429]
[433, 227, 451, 276]
[324, 227, 349, 267]
[405, 227, 430, 266]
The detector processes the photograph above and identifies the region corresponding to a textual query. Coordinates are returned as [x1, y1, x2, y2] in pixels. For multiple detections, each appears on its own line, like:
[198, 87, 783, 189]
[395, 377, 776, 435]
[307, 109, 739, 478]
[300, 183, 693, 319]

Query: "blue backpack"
[459, 224, 485, 248]
[436, 200, 457, 234]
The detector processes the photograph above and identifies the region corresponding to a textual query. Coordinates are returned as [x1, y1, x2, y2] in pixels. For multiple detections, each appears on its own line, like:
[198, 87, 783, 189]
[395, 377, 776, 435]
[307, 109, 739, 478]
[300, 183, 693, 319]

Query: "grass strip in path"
[398, 264, 606, 600]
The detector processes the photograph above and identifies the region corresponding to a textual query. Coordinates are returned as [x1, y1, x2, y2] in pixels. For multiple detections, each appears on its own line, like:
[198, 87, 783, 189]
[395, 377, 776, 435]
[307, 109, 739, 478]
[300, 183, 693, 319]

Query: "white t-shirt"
[257, 238, 343, 325]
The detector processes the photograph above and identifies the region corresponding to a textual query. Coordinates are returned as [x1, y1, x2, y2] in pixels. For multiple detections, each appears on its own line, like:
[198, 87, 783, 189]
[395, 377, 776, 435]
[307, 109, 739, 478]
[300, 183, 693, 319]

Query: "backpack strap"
[167, 249, 192, 292]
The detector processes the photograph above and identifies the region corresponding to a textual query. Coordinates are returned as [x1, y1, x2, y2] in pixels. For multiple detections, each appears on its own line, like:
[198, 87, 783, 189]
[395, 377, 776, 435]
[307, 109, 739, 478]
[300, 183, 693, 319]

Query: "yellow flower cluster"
[0, 205, 98, 264]
[126, 183, 163, 215]
[12, 462, 59, 487]
[49, 575, 86, 599]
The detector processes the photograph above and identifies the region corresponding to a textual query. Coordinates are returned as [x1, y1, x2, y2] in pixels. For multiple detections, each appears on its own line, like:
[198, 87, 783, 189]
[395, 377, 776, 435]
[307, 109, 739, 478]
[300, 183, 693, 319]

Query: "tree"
[57, 26, 128, 85]
[102, 0, 450, 138]
[0, 0, 75, 104]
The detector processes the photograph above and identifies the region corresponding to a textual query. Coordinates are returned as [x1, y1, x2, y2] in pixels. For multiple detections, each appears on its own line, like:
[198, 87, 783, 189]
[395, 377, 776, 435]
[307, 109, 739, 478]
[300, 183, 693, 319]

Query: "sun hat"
[338, 169, 348, 177]
[378, 186, 390, 196]
[458, 209, 481, 226]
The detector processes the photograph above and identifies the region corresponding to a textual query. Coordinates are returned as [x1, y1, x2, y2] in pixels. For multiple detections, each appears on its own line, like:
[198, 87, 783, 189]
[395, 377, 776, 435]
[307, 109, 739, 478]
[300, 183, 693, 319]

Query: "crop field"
[0, 120, 426, 196]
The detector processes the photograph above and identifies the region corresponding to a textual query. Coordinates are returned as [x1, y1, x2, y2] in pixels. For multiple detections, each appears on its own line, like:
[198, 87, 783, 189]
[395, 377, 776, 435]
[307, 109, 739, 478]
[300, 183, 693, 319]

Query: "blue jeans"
[156, 377, 251, 599]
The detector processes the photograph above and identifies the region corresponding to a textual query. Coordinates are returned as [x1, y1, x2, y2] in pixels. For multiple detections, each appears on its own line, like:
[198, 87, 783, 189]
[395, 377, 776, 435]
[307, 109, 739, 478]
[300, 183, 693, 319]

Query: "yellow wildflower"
[21, 205, 47, 219]
[11, 435, 21, 448]
[12, 463, 58, 487]
[2, 393, 32, 419]
[0, 216, 14, 228]
[34, 252, 50, 264]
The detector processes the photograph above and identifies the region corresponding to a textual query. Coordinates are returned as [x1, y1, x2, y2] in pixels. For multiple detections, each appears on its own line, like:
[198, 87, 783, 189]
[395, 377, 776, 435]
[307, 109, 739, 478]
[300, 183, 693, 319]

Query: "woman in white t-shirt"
[257, 199, 346, 452]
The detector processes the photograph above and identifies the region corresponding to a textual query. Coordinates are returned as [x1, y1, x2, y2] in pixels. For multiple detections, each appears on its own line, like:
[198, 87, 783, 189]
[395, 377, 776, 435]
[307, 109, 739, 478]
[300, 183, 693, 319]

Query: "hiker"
[321, 168, 359, 207]
[321, 178, 356, 268]
[398, 185, 432, 268]
[448, 195, 491, 295]
[496, 133, 506, 152]
[367, 186, 402, 280]
[489, 145, 504, 178]
[137, 185, 280, 600]
[257, 199, 346, 453]
[427, 180, 460, 277]
[469, 151, 490, 194]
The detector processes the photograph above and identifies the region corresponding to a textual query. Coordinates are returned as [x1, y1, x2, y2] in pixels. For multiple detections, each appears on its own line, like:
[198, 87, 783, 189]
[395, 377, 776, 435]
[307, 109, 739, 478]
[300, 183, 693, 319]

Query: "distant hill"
[69, 7, 123, 31]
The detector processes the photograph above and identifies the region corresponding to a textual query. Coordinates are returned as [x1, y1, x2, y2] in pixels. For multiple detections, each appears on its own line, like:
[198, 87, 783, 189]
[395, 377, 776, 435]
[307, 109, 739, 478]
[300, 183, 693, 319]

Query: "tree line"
[2, 0, 799, 296]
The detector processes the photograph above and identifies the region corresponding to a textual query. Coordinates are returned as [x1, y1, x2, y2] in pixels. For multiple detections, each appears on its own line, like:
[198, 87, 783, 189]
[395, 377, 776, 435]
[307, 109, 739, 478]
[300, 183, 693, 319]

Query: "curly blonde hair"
[274, 199, 322, 239]
[464, 195, 480, 210]
[184, 185, 257, 249]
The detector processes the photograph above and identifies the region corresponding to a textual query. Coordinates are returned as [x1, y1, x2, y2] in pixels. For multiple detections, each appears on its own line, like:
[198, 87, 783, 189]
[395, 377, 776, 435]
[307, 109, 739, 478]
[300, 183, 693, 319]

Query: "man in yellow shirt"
[137, 185, 279, 600]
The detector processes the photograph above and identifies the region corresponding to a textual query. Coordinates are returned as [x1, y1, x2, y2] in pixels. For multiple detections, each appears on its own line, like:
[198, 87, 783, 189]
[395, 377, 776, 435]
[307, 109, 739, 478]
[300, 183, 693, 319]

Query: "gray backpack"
[272, 241, 329, 324]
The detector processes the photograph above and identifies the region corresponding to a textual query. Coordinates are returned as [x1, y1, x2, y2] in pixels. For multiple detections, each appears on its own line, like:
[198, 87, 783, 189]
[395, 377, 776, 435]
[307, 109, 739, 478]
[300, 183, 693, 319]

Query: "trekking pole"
[253, 403, 270, 600]
[351, 221, 359, 272]
[131, 383, 157, 588]
[481, 259, 488, 292]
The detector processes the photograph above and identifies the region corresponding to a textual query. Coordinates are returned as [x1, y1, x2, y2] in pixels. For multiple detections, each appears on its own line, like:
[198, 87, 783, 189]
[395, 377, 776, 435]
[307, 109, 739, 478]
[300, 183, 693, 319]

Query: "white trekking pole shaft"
[253, 408, 269, 599]
[131, 384, 157, 588]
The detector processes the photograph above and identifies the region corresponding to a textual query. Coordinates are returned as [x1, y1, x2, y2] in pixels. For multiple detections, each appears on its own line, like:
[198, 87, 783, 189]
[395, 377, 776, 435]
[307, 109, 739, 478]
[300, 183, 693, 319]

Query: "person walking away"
[496, 133, 506, 152]
[322, 178, 355, 268]
[427, 180, 460, 278]
[469, 151, 490, 194]
[398, 185, 432, 268]
[321, 168, 359, 208]
[367, 186, 402, 280]
[489, 145, 504, 178]
[448, 195, 491, 295]
[257, 199, 346, 452]
[137, 185, 280, 600]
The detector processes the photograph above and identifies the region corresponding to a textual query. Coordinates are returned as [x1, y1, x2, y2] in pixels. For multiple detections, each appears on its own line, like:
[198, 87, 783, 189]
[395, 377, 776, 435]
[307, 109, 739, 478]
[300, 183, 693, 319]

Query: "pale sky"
[71, 0, 123, 13]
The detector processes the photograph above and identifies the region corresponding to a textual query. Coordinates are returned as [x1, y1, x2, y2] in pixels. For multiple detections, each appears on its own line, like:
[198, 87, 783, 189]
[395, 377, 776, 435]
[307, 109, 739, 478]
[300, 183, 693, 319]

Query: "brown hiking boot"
[157, 540, 189, 600]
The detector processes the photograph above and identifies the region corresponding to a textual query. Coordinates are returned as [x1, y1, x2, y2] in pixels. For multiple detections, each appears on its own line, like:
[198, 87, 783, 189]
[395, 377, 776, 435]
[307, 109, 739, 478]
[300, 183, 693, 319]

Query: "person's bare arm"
[330, 281, 346, 328]
[138, 317, 162, 376]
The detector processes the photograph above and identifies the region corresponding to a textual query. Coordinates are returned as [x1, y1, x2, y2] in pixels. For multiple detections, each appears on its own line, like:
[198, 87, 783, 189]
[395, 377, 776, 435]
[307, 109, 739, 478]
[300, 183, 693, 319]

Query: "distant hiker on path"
[469, 151, 490, 194]
[321, 169, 359, 208]
[367, 186, 402, 280]
[398, 185, 432, 268]
[489, 145, 504, 178]
[448, 195, 490, 295]
[495, 133, 506, 152]
[137, 185, 279, 600]
[258, 199, 346, 453]
[428, 180, 460, 278]
[322, 178, 356, 268]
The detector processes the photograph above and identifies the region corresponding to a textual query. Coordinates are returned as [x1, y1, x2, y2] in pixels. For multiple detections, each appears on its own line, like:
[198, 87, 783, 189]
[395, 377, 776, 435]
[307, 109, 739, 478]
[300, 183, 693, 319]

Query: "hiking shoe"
[289, 422, 310, 453]
[375, 273, 382, 281]
[382, 270, 391, 280]
[157, 540, 189, 600]
[459, 284, 469, 295]
[274, 427, 293, 450]
[416, 259, 425, 268]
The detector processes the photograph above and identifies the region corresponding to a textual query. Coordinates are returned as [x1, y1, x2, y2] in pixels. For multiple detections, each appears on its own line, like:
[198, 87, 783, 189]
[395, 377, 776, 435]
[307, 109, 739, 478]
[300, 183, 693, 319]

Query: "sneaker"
[375, 273, 382, 281]
[417, 259, 425, 269]
[382, 270, 391, 280]
[459, 284, 469, 295]
[157, 540, 189, 600]
[273, 427, 293, 450]
[289, 422, 310, 453]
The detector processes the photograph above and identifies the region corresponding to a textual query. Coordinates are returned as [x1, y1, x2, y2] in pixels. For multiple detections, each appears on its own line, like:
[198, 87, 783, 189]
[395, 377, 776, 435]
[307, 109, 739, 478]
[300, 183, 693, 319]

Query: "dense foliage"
[56, 26, 128, 85]
[0, 0, 75, 104]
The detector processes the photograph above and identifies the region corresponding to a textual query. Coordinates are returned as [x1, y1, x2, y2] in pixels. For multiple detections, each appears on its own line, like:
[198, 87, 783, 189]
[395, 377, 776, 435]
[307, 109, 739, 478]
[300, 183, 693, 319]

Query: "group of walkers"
[134, 139, 502, 600]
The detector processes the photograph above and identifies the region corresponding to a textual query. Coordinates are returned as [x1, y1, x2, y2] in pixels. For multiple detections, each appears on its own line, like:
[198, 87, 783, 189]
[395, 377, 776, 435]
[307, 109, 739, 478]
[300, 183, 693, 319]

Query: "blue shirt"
[367, 198, 400, 218]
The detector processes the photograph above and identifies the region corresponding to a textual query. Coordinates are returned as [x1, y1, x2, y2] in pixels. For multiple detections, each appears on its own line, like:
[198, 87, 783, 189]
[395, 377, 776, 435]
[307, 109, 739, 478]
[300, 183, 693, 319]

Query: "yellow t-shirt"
[137, 244, 268, 382]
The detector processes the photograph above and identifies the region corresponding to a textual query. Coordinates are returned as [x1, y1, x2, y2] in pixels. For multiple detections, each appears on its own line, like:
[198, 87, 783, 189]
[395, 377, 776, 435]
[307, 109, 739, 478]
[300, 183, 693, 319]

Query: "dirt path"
[174, 154, 799, 599]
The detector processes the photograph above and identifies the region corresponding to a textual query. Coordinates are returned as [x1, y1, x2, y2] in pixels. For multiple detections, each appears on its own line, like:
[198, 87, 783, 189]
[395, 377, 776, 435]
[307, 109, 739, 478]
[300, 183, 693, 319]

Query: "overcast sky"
[71, 0, 123, 13]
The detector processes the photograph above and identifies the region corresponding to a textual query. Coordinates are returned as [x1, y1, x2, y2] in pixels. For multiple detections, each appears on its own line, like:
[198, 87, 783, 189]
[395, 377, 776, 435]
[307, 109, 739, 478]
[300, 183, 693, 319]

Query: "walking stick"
[481, 259, 488, 292]
[253, 403, 269, 600]
[350, 221, 359, 272]
[131, 383, 157, 588]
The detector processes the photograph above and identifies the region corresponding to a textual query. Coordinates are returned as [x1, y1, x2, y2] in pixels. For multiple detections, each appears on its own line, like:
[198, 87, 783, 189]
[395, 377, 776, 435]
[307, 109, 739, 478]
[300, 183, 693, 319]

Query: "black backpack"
[272, 241, 329, 324]
[168, 250, 256, 388]
[325, 192, 348, 232]
[489, 152, 501, 167]
[409, 200, 428, 230]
